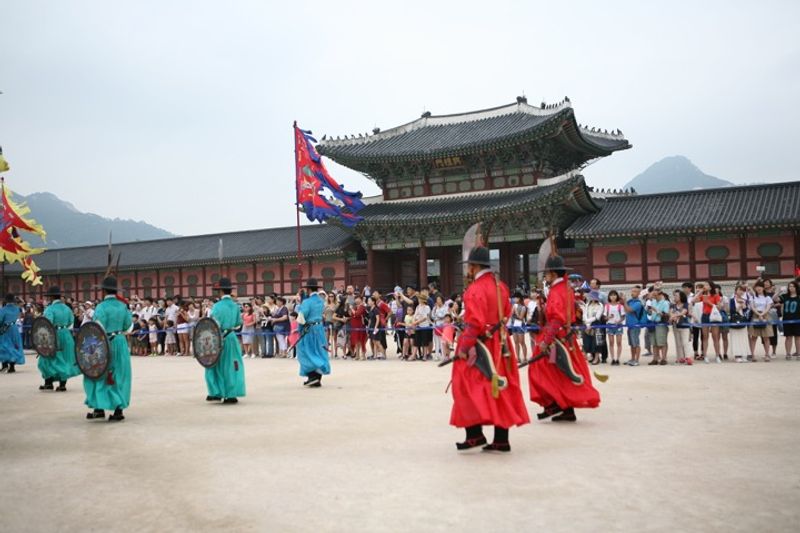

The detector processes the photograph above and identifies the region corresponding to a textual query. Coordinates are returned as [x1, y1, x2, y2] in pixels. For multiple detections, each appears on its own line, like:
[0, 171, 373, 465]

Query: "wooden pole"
[293, 121, 304, 280]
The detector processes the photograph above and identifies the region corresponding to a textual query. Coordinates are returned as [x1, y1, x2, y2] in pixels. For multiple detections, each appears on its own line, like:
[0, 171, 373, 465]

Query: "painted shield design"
[193, 317, 222, 368]
[32, 316, 58, 357]
[75, 321, 110, 380]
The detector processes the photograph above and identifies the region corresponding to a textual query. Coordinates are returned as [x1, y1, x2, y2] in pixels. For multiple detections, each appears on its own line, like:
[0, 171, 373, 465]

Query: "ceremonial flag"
[294, 124, 364, 227]
[0, 178, 46, 286]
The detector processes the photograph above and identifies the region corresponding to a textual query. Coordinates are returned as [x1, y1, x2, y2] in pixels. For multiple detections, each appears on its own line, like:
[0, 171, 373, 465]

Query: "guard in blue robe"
[0, 293, 24, 373]
[37, 286, 80, 391]
[205, 277, 246, 403]
[83, 277, 133, 422]
[296, 278, 330, 387]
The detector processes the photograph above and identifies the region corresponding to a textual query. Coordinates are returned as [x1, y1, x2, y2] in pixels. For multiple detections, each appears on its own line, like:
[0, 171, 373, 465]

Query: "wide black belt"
[222, 328, 236, 338]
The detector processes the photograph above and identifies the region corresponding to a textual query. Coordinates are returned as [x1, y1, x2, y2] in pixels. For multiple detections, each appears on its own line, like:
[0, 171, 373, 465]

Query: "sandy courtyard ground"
[1, 351, 798, 533]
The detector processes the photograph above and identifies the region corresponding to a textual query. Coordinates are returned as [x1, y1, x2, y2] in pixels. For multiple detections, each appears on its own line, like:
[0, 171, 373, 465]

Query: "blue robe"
[296, 293, 330, 377]
[0, 303, 24, 365]
[83, 295, 133, 411]
[38, 299, 80, 381]
[205, 296, 246, 399]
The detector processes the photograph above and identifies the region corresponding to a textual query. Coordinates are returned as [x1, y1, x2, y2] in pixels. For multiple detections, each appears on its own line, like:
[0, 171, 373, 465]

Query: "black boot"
[206, 395, 221, 401]
[56, 381, 67, 392]
[108, 408, 125, 421]
[86, 409, 105, 420]
[223, 398, 239, 404]
[39, 378, 55, 391]
[552, 407, 577, 422]
[456, 425, 487, 450]
[0, 362, 8, 373]
[537, 403, 562, 420]
[7, 363, 15, 373]
[306, 372, 321, 387]
[483, 426, 511, 453]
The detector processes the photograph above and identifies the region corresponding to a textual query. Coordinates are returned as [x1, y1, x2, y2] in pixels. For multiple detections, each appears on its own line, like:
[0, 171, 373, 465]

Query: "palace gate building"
[317, 96, 630, 294]
[5, 98, 800, 300]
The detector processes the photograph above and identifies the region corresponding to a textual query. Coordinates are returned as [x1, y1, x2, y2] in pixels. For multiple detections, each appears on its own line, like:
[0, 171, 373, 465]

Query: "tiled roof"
[357, 173, 598, 226]
[317, 99, 630, 162]
[565, 181, 800, 238]
[10, 225, 355, 273]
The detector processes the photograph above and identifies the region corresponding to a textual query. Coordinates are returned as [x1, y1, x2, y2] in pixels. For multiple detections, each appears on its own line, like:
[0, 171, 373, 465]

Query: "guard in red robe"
[528, 255, 600, 421]
[451, 247, 530, 452]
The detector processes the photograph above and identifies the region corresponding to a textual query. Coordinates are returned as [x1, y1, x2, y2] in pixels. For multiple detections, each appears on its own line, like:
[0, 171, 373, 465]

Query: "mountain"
[17, 192, 175, 248]
[623, 156, 734, 194]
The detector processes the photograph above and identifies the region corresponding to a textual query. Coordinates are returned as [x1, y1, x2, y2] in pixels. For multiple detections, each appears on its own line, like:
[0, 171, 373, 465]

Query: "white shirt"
[431, 305, 449, 326]
[81, 308, 94, 325]
[414, 304, 432, 327]
[141, 305, 157, 321]
[604, 303, 625, 325]
[165, 304, 179, 322]
[474, 269, 491, 281]
[526, 300, 538, 322]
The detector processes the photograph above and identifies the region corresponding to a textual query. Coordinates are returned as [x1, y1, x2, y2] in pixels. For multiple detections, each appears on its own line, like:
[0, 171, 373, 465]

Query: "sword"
[517, 344, 609, 383]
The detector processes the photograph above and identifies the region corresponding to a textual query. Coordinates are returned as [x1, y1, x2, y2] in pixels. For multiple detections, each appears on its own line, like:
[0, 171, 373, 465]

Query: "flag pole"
[293, 121, 303, 282]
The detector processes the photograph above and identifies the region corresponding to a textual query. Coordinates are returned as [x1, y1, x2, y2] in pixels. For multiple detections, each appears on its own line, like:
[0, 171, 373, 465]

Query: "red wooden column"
[585, 240, 593, 282]
[419, 245, 428, 289]
[499, 243, 514, 285]
[252, 262, 258, 297]
[440, 248, 451, 296]
[640, 238, 649, 284]
[794, 230, 799, 272]
[689, 236, 697, 282]
[367, 247, 375, 288]
[279, 260, 285, 295]
[739, 234, 748, 279]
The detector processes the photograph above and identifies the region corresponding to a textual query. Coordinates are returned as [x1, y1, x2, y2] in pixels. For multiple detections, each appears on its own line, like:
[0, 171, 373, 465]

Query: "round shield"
[31, 316, 58, 357]
[75, 321, 110, 380]
[193, 317, 222, 368]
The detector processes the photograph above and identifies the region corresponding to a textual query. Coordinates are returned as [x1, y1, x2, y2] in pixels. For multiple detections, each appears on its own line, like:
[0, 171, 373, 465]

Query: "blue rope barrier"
[16, 319, 800, 338]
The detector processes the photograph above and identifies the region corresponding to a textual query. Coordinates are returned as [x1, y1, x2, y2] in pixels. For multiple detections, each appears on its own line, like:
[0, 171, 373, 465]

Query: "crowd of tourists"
[11, 273, 800, 364]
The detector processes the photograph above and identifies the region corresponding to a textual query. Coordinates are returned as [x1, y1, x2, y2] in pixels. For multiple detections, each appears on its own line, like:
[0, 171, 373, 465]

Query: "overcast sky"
[1, 0, 798, 236]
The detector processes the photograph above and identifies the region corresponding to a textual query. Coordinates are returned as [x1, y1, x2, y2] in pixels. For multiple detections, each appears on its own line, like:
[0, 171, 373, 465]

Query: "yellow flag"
[0, 154, 9, 173]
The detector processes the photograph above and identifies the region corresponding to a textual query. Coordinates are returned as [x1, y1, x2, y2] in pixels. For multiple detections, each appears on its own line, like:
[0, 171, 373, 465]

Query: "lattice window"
[262, 271, 275, 295]
[289, 269, 302, 294]
[610, 267, 626, 282]
[142, 277, 153, 299]
[81, 281, 92, 301]
[235, 272, 249, 296]
[709, 263, 728, 278]
[187, 275, 199, 297]
[164, 276, 175, 298]
[705, 246, 730, 260]
[321, 267, 336, 291]
[606, 251, 628, 265]
[657, 248, 679, 281]
[758, 243, 783, 276]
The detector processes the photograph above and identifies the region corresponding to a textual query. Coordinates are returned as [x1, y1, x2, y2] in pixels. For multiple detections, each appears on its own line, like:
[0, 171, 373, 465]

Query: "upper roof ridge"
[319, 98, 573, 148]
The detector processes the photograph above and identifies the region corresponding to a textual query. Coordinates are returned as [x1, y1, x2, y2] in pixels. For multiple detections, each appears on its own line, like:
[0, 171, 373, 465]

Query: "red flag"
[294, 125, 363, 227]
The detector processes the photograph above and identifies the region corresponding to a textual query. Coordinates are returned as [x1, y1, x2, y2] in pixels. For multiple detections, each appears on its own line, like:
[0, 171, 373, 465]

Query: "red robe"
[349, 304, 367, 348]
[450, 271, 530, 428]
[528, 277, 600, 410]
